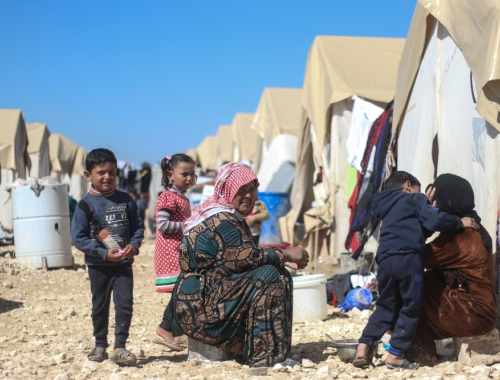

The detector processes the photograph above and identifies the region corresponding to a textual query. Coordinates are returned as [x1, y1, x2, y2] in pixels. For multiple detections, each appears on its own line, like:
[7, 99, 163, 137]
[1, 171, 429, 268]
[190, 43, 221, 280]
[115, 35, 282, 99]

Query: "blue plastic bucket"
[258, 192, 291, 245]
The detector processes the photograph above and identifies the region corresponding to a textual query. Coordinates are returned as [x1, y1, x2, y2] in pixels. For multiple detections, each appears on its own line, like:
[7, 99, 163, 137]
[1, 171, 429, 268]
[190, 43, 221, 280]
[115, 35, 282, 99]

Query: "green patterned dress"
[171, 212, 293, 367]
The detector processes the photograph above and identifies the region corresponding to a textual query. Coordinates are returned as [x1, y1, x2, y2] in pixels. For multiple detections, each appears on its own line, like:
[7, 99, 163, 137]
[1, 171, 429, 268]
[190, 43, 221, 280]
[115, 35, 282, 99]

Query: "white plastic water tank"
[11, 181, 74, 269]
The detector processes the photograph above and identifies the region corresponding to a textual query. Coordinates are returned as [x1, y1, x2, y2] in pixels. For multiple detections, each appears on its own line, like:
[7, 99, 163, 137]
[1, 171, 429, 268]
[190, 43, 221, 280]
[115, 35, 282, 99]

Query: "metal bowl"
[325, 334, 379, 363]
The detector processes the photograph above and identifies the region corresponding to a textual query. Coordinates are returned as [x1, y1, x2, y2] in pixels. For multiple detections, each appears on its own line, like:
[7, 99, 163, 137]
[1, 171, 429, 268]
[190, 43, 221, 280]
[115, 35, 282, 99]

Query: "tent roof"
[393, 0, 500, 132]
[302, 36, 405, 150]
[196, 135, 218, 172]
[186, 148, 199, 163]
[216, 125, 234, 164]
[230, 113, 260, 162]
[49, 133, 79, 175]
[26, 123, 51, 155]
[0, 109, 30, 172]
[252, 88, 302, 146]
[72, 146, 87, 176]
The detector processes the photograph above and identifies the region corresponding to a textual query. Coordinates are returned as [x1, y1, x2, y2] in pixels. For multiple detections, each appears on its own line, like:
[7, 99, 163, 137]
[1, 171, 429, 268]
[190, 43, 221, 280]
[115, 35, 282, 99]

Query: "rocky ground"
[0, 240, 500, 380]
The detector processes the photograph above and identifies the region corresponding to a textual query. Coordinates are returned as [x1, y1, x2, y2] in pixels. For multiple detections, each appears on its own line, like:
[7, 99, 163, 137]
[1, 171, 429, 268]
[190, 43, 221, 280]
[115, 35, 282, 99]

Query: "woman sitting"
[408, 174, 497, 365]
[170, 163, 309, 367]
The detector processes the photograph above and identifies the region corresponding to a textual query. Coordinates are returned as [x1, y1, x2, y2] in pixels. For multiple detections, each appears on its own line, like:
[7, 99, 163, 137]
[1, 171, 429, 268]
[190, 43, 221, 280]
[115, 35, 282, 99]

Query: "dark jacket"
[372, 189, 462, 263]
[71, 190, 145, 266]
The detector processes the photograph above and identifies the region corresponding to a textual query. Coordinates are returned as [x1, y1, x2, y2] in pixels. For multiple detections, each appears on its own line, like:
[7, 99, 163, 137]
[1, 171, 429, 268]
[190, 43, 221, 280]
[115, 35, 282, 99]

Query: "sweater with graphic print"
[71, 190, 145, 266]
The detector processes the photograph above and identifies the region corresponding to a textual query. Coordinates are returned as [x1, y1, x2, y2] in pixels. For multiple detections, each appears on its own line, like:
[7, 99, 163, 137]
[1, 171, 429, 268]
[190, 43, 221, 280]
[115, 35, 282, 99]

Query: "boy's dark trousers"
[88, 263, 134, 349]
[359, 253, 424, 352]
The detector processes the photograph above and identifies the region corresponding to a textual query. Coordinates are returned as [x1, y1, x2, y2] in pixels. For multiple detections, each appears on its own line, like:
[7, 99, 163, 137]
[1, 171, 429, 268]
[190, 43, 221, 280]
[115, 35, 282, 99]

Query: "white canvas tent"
[49, 133, 79, 180]
[26, 122, 51, 179]
[251, 88, 302, 171]
[230, 113, 260, 165]
[196, 136, 218, 173]
[186, 148, 199, 166]
[394, 0, 500, 243]
[0, 109, 30, 230]
[64, 146, 89, 201]
[49, 133, 88, 201]
[215, 125, 234, 167]
[290, 36, 405, 262]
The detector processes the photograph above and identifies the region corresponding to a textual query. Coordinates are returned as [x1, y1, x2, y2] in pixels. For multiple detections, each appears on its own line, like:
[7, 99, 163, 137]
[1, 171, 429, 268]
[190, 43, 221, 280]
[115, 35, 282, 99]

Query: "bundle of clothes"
[345, 101, 396, 259]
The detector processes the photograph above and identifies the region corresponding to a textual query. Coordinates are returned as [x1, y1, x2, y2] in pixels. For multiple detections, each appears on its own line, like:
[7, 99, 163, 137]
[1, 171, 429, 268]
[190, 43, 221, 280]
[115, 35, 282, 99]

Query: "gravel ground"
[0, 241, 499, 380]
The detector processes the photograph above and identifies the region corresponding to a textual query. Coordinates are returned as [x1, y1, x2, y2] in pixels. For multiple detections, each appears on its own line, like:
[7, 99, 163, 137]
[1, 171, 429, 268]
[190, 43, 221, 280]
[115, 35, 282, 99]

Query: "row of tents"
[186, 0, 500, 267]
[0, 109, 89, 230]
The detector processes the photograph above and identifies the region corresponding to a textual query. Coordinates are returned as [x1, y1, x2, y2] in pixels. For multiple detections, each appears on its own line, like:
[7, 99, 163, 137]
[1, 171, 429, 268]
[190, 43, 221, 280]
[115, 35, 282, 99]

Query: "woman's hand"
[461, 217, 480, 230]
[283, 247, 309, 270]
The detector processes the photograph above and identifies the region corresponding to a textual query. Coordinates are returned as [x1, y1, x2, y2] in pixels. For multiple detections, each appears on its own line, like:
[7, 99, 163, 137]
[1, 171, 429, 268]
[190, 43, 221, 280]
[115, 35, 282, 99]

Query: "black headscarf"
[431, 173, 492, 251]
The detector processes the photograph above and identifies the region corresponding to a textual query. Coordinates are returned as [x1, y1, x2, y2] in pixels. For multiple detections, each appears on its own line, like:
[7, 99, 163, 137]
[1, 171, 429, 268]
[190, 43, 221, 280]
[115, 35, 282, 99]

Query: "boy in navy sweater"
[71, 148, 144, 365]
[353, 171, 478, 369]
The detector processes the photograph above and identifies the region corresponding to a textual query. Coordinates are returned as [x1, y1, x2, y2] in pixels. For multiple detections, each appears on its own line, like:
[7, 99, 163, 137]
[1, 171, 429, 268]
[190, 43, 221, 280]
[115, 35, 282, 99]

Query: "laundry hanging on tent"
[344, 165, 358, 198]
[345, 96, 384, 172]
[345, 101, 395, 259]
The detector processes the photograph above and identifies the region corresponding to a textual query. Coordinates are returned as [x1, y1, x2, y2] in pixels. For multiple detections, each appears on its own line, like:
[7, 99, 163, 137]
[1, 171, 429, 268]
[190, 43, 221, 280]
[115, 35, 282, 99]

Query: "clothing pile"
[345, 101, 395, 259]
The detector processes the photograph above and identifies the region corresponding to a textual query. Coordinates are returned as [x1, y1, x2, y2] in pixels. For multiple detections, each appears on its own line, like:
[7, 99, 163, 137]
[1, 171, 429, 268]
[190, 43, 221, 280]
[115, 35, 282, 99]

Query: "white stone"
[351, 372, 368, 379]
[82, 360, 98, 372]
[53, 375, 70, 380]
[316, 365, 331, 375]
[188, 376, 206, 380]
[53, 352, 66, 364]
[273, 363, 288, 372]
[450, 376, 467, 380]
[48, 330, 57, 336]
[470, 366, 491, 377]
[9, 350, 17, 356]
[301, 358, 315, 368]
[63, 307, 76, 318]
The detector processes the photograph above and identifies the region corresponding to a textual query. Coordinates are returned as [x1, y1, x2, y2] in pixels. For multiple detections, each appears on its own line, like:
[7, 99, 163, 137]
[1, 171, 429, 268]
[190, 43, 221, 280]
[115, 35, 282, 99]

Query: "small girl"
[153, 153, 196, 350]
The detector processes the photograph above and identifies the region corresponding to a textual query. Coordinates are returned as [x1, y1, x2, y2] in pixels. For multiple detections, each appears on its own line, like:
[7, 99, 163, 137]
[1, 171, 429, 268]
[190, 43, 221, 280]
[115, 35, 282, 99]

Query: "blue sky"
[0, 1, 416, 165]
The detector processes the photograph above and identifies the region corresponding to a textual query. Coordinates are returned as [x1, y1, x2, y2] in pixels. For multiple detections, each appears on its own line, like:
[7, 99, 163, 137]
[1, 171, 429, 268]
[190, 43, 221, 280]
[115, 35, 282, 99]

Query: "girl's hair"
[161, 153, 197, 189]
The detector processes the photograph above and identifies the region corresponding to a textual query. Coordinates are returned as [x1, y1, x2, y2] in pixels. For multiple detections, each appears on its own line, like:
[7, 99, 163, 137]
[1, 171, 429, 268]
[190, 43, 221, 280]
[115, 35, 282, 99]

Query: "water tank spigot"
[30, 179, 44, 197]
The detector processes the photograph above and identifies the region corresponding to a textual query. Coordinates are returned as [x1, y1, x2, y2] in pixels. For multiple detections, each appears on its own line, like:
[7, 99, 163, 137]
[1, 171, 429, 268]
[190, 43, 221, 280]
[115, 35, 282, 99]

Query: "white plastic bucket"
[293, 274, 328, 323]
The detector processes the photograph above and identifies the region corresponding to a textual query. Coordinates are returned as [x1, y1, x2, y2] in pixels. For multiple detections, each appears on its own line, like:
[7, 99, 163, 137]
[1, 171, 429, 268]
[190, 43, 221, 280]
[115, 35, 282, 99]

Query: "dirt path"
[0, 241, 498, 379]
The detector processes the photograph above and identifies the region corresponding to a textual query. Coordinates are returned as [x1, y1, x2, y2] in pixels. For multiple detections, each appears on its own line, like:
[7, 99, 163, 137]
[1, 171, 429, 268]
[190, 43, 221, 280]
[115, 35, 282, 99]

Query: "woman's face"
[232, 180, 257, 216]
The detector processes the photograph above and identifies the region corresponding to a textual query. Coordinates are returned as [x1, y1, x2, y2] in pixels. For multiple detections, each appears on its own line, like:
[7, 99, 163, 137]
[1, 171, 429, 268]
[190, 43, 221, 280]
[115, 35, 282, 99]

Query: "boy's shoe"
[87, 347, 108, 362]
[109, 348, 137, 365]
[352, 357, 371, 367]
[386, 358, 419, 369]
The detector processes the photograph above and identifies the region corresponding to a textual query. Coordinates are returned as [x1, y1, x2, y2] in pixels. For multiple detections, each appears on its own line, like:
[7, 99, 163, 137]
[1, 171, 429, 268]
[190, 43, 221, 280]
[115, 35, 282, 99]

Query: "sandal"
[176, 335, 188, 348]
[352, 357, 371, 367]
[109, 348, 137, 365]
[386, 358, 419, 370]
[87, 347, 108, 362]
[152, 332, 186, 351]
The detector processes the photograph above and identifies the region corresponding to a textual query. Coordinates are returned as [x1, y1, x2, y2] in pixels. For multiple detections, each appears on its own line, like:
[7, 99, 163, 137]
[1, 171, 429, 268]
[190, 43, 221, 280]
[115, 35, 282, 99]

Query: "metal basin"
[325, 334, 379, 363]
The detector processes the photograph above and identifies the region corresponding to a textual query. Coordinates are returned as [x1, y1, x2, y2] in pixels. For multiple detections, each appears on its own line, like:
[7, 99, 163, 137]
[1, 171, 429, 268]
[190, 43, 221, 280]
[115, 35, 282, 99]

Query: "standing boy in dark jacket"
[353, 171, 478, 369]
[71, 148, 144, 365]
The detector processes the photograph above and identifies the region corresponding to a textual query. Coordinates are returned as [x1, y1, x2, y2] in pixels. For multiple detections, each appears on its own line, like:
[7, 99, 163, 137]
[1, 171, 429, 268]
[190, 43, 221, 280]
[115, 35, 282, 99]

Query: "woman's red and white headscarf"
[184, 163, 259, 233]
